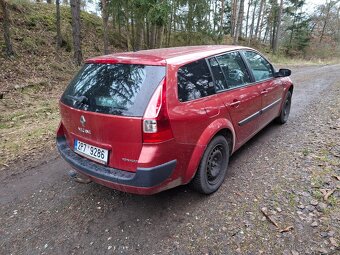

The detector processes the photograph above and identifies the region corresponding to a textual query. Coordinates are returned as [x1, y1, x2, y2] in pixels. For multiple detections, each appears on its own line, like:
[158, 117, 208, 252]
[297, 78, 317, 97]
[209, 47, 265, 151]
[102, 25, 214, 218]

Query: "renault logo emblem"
[80, 115, 86, 127]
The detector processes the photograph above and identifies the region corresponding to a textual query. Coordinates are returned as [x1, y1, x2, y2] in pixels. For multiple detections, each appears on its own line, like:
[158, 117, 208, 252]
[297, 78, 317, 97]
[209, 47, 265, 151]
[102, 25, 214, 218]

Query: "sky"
[304, 0, 327, 13]
[84, 0, 330, 17]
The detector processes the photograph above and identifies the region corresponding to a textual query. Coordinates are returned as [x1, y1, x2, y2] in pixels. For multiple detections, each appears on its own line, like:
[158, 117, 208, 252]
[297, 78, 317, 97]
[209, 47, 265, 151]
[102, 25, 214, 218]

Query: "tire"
[192, 135, 230, 194]
[276, 91, 292, 124]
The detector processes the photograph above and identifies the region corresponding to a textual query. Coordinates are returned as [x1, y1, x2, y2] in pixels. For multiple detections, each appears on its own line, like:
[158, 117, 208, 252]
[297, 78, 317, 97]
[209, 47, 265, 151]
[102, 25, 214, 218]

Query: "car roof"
[86, 45, 253, 66]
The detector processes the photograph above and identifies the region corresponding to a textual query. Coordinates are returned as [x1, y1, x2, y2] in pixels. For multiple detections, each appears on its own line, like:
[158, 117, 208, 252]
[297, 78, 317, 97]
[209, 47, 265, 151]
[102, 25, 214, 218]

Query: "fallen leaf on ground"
[320, 188, 337, 201]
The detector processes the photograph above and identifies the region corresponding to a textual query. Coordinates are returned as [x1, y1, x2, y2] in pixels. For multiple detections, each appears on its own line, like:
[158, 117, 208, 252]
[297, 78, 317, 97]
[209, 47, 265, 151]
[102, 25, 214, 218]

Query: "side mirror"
[275, 68, 291, 77]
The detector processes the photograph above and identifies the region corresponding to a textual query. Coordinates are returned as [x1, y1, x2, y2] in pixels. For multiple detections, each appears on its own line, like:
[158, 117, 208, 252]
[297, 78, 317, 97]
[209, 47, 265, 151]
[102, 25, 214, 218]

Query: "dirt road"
[1, 65, 339, 255]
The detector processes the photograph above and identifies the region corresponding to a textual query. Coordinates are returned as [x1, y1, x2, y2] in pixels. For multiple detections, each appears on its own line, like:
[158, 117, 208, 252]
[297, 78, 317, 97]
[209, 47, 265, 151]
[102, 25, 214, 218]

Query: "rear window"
[61, 64, 165, 117]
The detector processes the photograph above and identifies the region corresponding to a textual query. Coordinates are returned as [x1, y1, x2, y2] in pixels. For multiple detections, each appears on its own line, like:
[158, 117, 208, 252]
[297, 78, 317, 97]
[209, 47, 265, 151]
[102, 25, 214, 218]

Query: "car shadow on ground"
[75, 121, 282, 209]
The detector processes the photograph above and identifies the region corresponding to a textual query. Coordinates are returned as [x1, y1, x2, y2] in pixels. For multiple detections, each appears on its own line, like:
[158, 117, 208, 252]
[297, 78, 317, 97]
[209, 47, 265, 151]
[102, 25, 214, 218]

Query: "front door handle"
[230, 100, 241, 108]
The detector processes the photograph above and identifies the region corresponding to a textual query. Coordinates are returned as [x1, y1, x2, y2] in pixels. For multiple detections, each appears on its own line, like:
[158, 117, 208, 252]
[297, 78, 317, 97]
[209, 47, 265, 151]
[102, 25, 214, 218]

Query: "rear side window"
[177, 59, 215, 102]
[61, 64, 165, 117]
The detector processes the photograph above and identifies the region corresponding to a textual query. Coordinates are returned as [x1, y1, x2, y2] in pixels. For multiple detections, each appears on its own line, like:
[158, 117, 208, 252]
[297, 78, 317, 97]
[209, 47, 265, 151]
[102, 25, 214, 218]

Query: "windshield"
[61, 63, 165, 117]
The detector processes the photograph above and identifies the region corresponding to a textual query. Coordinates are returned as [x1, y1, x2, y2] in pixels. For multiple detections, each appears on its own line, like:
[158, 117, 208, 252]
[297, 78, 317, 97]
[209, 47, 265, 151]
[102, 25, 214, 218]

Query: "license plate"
[74, 140, 109, 164]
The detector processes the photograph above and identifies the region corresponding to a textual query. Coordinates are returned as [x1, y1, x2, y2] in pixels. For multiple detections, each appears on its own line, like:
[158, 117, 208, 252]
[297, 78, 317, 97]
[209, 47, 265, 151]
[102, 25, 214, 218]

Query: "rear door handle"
[261, 89, 268, 95]
[230, 100, 241, 108]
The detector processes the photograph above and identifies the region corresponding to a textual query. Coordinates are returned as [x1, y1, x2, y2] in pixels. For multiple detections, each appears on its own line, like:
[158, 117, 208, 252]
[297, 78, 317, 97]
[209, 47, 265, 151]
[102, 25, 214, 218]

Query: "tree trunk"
[123, 1, 132, 51]
[337, 6, 340, 43]
[220, 0, 225, 40]
[150, 24, 156, 49]
[0, 0, 15, 57]
[319, 2, 332, 44]
[146, 20, 150, 48]
[186, 0, 195, 44]
[273, 0, 283, 54]
[131, 10, 135, 50]
[231, 0, 238, 37]
[288, 9, 296, 47]
[263, 23, 269, 42]
[167, 1, 175, 47]
[144, 18, 148, 48]
[135, 15, 144, 51]
[156, 26, 164, 48]
[255, 0, 265, 40]
[70, 0, 83, 65]
[56, 0, 62, 50]
[233, 0, 244, 44]
[46, 0, 52, 3]
[258, 1, 267, 40]
[270, 0, 278, 51]
[248, 0, 257, 44]
[239, 0, 245, 38]
[245, 0, 252, 38]
[101, 0, 109, 54]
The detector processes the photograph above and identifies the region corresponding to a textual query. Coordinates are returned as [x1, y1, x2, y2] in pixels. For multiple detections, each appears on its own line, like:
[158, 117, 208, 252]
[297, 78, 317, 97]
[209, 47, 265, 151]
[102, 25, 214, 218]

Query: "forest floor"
[0, 64, 339, 254]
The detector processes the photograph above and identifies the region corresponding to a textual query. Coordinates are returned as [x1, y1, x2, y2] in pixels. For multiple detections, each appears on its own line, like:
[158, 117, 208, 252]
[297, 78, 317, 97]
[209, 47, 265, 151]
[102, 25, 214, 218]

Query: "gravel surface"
[0, 64, 339, 255]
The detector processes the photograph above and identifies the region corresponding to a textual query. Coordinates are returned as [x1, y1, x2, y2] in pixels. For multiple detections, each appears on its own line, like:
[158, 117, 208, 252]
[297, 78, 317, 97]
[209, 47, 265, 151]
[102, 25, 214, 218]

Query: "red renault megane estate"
[56, 45, 293, 195]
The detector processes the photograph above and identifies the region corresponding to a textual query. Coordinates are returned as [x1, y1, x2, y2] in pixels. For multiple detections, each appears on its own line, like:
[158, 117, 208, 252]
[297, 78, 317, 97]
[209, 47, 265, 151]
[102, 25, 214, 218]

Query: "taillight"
[143, 79, 173, 143]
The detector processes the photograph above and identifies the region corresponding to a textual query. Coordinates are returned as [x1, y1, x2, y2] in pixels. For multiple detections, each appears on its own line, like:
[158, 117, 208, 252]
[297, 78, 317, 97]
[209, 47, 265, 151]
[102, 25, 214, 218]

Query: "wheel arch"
[288, 84, 294, 94]
[182, 118, 235, 184]
[278, 82, 294, 113]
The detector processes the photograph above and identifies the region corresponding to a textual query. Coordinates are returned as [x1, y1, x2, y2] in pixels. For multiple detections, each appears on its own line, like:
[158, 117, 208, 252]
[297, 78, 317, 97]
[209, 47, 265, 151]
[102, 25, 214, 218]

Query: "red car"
[56, 45, 293, 195]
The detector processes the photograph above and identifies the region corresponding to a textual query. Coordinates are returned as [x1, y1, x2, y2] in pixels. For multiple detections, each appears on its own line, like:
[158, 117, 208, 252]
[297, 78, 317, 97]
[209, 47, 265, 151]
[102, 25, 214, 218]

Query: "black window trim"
[206, 56, 229, 91]
[175, 49, 278, 102]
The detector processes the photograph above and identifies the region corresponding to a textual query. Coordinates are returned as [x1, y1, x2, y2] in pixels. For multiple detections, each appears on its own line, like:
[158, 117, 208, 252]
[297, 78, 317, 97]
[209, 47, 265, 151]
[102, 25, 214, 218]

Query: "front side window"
[61, 64, 165, 116]
[177, 59, 215, 102]
[215, 51, 251, 89]
[243, 51, 274, 82]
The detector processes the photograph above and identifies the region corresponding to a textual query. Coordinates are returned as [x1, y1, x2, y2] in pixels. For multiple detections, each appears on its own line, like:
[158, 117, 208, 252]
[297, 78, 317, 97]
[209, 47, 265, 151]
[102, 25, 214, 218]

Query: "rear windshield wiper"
[66, 95, 88, 104]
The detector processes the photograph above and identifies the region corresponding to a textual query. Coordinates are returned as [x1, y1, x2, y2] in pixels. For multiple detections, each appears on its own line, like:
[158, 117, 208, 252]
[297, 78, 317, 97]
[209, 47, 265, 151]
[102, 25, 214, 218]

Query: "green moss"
[328, 196, 338, 207]
[302, 148, 310, 156]
[312, 190, 324, 201]
[288, 193, 297, 207]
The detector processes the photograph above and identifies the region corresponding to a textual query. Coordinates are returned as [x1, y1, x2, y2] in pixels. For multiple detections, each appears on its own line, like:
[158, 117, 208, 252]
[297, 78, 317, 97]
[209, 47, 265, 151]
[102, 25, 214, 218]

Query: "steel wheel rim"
[283, 96, 291, 120]
[206, 144, 225, 185]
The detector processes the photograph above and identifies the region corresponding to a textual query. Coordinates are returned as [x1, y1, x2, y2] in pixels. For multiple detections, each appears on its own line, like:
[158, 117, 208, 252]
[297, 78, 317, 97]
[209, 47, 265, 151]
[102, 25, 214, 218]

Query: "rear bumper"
[56, 136, 177, 194]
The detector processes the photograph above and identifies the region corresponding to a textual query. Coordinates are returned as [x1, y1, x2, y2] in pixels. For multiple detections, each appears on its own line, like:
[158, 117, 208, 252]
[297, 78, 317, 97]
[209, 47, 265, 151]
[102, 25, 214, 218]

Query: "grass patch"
[267, 54, 340, 66]
[302, 148, 310, 157]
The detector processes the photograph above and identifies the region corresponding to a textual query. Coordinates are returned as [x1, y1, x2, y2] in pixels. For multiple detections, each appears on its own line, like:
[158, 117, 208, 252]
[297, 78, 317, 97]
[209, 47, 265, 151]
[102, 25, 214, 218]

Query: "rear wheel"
[276, 91, 292, 124]
[192, 136, 229, 194]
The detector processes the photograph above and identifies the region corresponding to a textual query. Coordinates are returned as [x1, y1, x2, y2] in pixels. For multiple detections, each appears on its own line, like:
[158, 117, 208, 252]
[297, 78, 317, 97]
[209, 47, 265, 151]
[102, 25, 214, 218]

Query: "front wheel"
[276, 91, 292, 124]
[191, 136, 229, 194]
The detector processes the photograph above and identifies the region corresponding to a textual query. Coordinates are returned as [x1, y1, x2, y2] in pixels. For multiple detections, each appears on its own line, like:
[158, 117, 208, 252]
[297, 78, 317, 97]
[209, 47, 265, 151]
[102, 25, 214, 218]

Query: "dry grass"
[0, 2, 105, 168]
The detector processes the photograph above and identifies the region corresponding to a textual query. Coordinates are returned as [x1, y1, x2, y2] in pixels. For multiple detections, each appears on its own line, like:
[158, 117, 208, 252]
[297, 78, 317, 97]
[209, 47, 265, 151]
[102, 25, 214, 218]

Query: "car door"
[241, 51, 284, 129]
[168, 58, 220, 145]
[208, 51, 262, 148]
